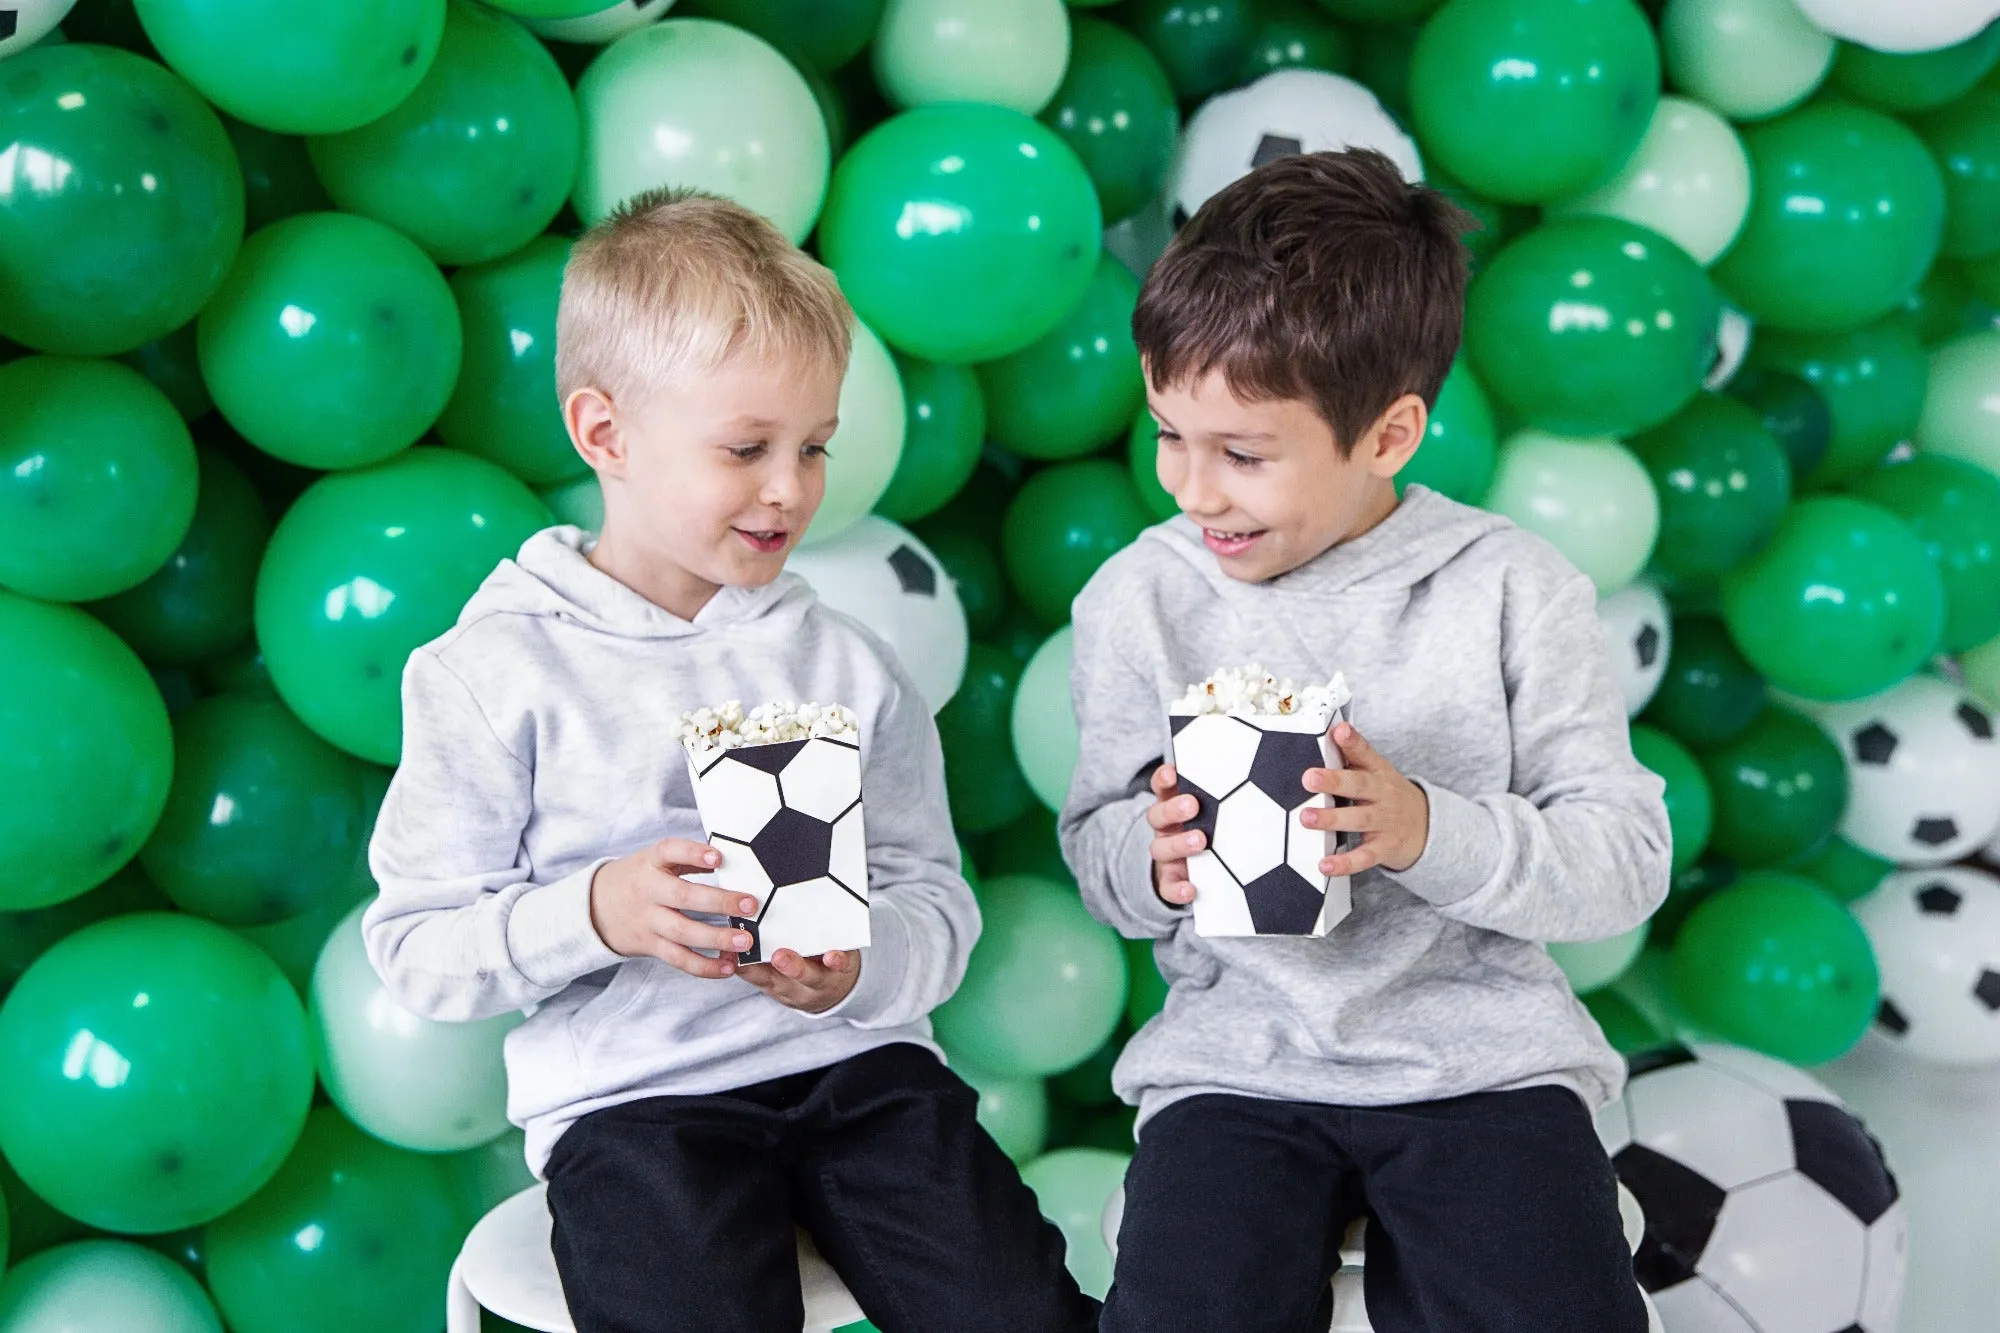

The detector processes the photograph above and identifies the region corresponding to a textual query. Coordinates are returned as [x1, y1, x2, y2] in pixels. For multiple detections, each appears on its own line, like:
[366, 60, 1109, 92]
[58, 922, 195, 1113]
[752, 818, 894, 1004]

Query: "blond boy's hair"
[556, 187, 853, 407]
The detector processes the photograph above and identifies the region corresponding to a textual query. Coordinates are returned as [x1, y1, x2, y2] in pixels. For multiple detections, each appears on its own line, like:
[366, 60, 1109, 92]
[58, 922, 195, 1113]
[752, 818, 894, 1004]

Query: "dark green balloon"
[1042, 17, 1179, 226]
[1582, 988, 1665, 1055]
[1711, 102, 1945, 334]
[981, 805, 1073, 882]
[1353, 21, 1419, 120]
[435, 236, 582, 488]
[0, 44, 244, 356]
[1466, 217, 1718, 438]
[1629, 393, 1792, 582]
[985, 598, 1060, 665]
[90, 447, 271, 667]
[1640, 614, 1766, 750]
[925, 459, 1017, 548]
[1742, 318, 1929, 488]
[1315, 0, 1443, 19]
[1631, 723, 1713, 874]
[1853, 454, 2000, 653]
[1430, 166, 1536, 272]
[1784, 835, 1892, 905]
[1649, 853, 1736, 950]
[980, 256, 1144, 462]
[1700, 706, 1848, 868]
[1721, 366, 1834, 483]
[205, 1109, 463, 1333]
[254, 448, 550, 764]
[1891, 258, 1984, 345]
[0, 592, 174, 912]
[937, 644, 1038, 833]
[1127, 409, 1179, 521]
[1240, 0, 1353, 79]
[221, 117, 333, 235]
[680, 0, 885, 72]
[1829, 24, 2000, 114]
[1049, 1029, 1125, 1107]
[1001, 460, 1153, 624]
[1669, 871, 1879, 1065]
[1125, 936, 1169, 1028]
[0, 1153, 99, 1265]
[117, 322, 214, 424]
[877, 354, 987, 522]
[308, 0, 579, 267]
[0, 913, 313, 1233]
[200, 638, 279, 701]
[1914, 90, 2000, 261]
[1113, 0, 1259, 100]
[0, 866, 169, 1000]
[913, 523, 1006, 637]
[1396, 358, 1496, 504]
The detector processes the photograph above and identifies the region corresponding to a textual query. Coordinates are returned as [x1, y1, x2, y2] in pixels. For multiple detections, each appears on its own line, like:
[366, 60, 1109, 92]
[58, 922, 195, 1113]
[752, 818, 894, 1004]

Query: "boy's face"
[1149, 368, 1425, 583]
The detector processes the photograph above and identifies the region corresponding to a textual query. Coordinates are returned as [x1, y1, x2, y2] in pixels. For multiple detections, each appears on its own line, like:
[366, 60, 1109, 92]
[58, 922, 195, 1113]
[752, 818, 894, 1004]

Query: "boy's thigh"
[1102, 1093, 1358, 1333]
[1350, 1085, 1650, 1333]
[788, 1043, 1099, 1333]
[545, 1093, 803, 1333]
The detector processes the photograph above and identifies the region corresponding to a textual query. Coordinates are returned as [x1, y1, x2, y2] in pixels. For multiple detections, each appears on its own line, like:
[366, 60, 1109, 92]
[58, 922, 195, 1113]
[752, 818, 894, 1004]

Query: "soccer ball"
[0, 0, 74, 56]
[1804, 673, 2000, 865]
[1169, 706, 1353, 937]
[687, 736, 869, 964]
[786, 516, 968, 715]
[1596, 1043, 1907, 1333]
[1168, 69, 1422, 230]
[521, 0, 674, 43]
[1597, 580, 1670, 718]
[1705, 306, 1752, 392]
[1854, 866, 2000, 1065]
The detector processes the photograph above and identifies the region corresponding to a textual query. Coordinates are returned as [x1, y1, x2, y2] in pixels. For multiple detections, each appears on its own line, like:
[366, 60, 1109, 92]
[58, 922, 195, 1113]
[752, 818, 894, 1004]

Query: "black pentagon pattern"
[1626, 1044, 1698, 1079]
[1877, 997, 1911, 1035]
[886, 544, 936, 597]
[1976, 970, 2000, 1012]
[0, 12, 16, 40]
[1959, 701, 1994, 741]
[725, 739, 807, 777]
[1851, 722, 1897, 766]
[1241, 865, 1325, 935]
[1171, 203, 1191, 230]
[1635, 624, 1661, 670]
[1786, 1099, 1899, 1225]
[1246, 730, 1326, 807]
[1613, 1143, 1725, 1292]
[748, 806, 833, 891]
[1916, 883, 1963, 915]
[1251, 134, 1304, 168]
[1912, 817, 1960, 847]
[1834, 1326, 1864, 1333]
[1178, 772, 1222, 861]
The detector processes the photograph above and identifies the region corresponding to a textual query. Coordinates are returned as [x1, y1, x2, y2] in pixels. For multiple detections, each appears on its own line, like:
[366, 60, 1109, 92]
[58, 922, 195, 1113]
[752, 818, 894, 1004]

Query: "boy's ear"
[565, 388, 625, 476]
[1364, 393, 1428, 478]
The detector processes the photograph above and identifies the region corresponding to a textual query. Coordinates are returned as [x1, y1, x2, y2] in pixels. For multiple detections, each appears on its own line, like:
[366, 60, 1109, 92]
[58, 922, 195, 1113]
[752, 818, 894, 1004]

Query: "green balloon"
[915, 523, 1007, 636]
[937, 645, 1040, 833]
[1744, 318, 1929, 487]
[871, 0, 1073, 115]
[981, 805, 1073, 882]
[1549, 923, 1649, 994]
[1581, 988, 1666, 1055]
[89, 447, 270, 667]
[254, 449, 548, 764]
[1466, 217, 1718, 438]
[986, 598, 1062, 665]
[1669, 871, 1878, 1065]
[197, 213, 461, 471]
[307, 1, 577, 266]
[1020, 1147, 1129, 1299]
[1012, 627, 1080, 811]
[1629, 724, 1712, 873]
[1430, 168, 1536, 273]
[1894, 258, 1990, 348]
[1911, 92, 2000, 262]
[0, 594, 173, 912]
[819, 104, 1103, 363]
[0, 914, 313, 1233]
[679, 0, 885, 72]
[0, 45, 244, 357]
[1398, 359, 1496, 504]
[1659, 0, 1834, 124]
[480, 0, 605, 17]
[951, 1059, 1049, 1162]
[1126, 410, 1179, 521]
[980, 257, 1144, 461]
[1410, 0, 1659, 205]
[934, 875, 1127, 1077]
[232, 859, 377, 1001]
[1, 867, 169, 1000]
[876, 354, 987, 522]
[221, 117, 332, 235]
[1001, 460, 1152, 624]
[1699, 705, 1847, 867]
[1482, 431, 1661, 594]
[1829, 25, 2000, 114]
[1240, 0, 1353, 80]
[1854, 454, 2000, 653]
[1711, 102, 1944, 334]
[1629, 393, 1792, 582]
[0, 358, 197, 603]
[1041, 18, 1179, 226]
[117, 323, 214, 424]
[1113, 0, 1258, 99]
[924, 458, 1017, 548]
[205, 1109, 463, 1333]
[1720, 366, 1834, 483]
[1353, 21, 1420, 121]
[1784, 834, 1892, 905]
[1050, 1031, 1122, 1104]
[0, 1241, 223, 1332]
[132, 0, 446, 135]
[1640, 613, 1766, 748]
[1315, 0, 1441, 19]
[200, 638, 278, 701]
[1124, 936, 1169, 1028]
[1720, 496, 1945, 700]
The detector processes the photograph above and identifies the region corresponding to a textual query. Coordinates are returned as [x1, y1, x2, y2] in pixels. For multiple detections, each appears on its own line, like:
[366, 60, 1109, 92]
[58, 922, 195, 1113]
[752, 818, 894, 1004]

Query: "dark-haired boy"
[1061, 149, 1672, 1332]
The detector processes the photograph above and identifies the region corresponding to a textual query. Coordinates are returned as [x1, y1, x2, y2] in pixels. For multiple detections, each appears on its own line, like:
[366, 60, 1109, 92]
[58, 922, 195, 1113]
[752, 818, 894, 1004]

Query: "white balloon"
[522, 0, 674, 43]
[1794, 0, 2000, 51]
[785, 516, 968, 714]
[0, 0, 75, 59]
[1596, 581, 1672, 718]
[0, 1241, 222, 1332]
[310, 903, 521, 1152]
[1170, 69, 1420, 229]
[1661, 0, 1836, 123]
[1854, 866, 2000, 1065]
[1011, 625, 1079, 812]
[799, 320, 906, 548]
[1549, 96, 1752, 267]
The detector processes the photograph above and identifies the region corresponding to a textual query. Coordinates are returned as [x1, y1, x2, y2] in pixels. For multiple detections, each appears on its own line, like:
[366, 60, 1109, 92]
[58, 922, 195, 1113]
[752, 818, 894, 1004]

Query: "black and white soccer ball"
[786, 515, 968, 715]
[1704, 306, 1753, 392]
[1597, 580, 1671, 718]
[0, 0, 75, 56]
[1169, 69, 1422, 230]
[1805, 673, 2000, 865]
[521, 0, 674, 43]
[688, 735, 868, 964]
[1854, 866, 2000, 1065]
[1596, 1043, 1906, 1333]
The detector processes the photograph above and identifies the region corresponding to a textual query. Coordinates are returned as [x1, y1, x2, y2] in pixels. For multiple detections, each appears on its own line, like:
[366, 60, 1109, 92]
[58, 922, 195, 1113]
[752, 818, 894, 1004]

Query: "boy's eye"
[1224, 449, 1262, 469]
[728, 444, 768, 461]
[1156, 429, 1183, 449]
[803, 442, 831, 460]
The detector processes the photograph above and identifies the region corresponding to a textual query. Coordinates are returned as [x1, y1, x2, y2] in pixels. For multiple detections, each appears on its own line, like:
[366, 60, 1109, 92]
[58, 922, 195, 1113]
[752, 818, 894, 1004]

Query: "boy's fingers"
[653, 939, 738, 979]
[1153, 830, 1204, 861]
[654, 908, 754, 956]
[1157, 874, 1196, 905]
[821, 950, 855, 973]
[1302, 802, 1373, 833]
[1303, 767, 1368, 798]
[653, 838, 722, 872]
[1150, 763, 1178, 797]
[658, 875, 759, 920]
[1146, 794, 1198, 829]
[1320, 842, 1384, 878]
[1332, 723, 1383, 770]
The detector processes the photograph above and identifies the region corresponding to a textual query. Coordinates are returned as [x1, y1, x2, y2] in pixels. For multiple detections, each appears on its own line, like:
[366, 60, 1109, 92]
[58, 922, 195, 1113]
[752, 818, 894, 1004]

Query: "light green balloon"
[1660, 0, 1833, 123]
[873, 0, 1073, 115]
[0, 1241, 222, 1333]
[573, 19, 830, 242]
[233, 866, 374, 1000]
[1916, 329, 2000, 480]
[1483, 431, 1661, 593]
[799, 321, 906, 548]
[442, 1128, 535, 1226]
[1964, 631, 2000, 709]
[1549, 921, 1651, 995]
[1020, 1148, 1128, 1300]
[1548, 96, 1751, 267]
[1011, 626, 1079, 812]
[540, 473, 606, 532]
[951, 1059, 1049, 1163]
[310, 903, 519, 1153]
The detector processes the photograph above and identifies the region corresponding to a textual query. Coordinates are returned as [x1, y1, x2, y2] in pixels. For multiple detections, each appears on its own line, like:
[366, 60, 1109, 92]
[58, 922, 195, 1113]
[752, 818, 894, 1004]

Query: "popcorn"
[1171, 664, 1352, 722]
[675, 700, 860, 756]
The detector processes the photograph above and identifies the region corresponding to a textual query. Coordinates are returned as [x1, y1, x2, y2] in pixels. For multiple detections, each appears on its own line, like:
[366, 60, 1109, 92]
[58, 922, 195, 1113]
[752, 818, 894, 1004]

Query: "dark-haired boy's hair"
[1132, 149, 1476, 455]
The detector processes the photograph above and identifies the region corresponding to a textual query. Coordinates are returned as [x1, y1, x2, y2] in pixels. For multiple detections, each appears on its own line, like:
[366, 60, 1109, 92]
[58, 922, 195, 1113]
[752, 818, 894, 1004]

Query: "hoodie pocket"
[567, 958, 661, 1059]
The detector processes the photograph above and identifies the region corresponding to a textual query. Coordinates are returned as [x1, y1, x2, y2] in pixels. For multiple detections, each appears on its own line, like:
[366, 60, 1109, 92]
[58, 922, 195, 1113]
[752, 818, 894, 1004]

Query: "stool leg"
[447, 1254, 483, 1333]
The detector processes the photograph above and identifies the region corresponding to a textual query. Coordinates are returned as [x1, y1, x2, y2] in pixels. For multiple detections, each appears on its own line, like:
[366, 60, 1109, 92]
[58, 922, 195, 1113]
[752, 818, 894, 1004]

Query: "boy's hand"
[589, 838, 759, 979]
[1144, 762, 1200, 908]
[1300, 722, 1431, 876]
[739, 948, 860, 1013]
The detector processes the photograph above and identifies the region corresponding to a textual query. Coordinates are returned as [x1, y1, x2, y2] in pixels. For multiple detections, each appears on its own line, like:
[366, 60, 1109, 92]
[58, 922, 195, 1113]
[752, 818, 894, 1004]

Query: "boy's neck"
[588, 523, 724, 623]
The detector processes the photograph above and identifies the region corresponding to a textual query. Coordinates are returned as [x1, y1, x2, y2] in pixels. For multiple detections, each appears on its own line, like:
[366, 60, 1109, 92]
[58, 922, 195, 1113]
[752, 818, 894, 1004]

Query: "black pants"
[544, 1043, 1099, 1333]
[1101, 1087, 1650, 1333]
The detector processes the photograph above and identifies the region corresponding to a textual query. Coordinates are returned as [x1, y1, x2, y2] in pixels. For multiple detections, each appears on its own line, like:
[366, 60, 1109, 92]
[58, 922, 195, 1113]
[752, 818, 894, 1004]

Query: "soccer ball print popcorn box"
[678, 701, 870, 964]
[1169, 666, 1355, 938]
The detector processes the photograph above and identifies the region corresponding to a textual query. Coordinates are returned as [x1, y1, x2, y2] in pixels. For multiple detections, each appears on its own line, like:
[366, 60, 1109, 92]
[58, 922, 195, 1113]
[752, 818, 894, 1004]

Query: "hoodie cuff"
[811, 898, 910, 1027]
[506, 858, 624, 989]
[1395, 779, 1504, 908]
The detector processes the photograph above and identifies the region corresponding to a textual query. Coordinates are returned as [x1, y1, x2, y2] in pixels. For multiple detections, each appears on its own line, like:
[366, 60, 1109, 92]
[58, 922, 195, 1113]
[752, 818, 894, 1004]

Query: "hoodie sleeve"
[1391, 573, 1672, 943]
[363, 648, 624, 1022]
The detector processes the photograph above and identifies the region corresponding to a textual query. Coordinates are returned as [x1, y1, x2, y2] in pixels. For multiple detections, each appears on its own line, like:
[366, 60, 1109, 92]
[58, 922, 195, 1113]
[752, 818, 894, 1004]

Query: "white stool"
[445, 1182, 865, 1333]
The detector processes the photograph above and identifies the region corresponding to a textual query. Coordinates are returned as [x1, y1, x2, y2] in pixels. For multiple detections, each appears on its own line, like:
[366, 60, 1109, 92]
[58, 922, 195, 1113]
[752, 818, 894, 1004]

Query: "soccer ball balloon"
[1598, 581, 1671, 718]
[1793, 0, 2000, 53]
[521, 0, 674, 43]
[0, 0, 74, 56]
[785, 516, 968, 715]
[1854, 866, 2000, 1065]
[1705, 307, 1752, 392]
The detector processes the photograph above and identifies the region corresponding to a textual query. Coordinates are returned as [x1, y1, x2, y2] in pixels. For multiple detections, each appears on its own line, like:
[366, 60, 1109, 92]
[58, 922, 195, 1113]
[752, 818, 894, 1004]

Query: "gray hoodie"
[364, 527, 977, 1175]
[1059, 486, 1671, 1128]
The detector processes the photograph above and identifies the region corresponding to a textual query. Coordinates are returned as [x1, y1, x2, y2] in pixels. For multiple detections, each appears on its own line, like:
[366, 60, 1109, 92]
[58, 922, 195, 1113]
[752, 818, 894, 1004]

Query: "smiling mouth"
[1202, 528, 1266, 556]
[735, 528, 789, 554]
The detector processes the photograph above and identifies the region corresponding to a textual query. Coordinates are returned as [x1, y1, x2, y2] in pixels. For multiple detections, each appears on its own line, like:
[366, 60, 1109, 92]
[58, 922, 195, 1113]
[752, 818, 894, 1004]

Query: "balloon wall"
[4, 0, 2000, 1328]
